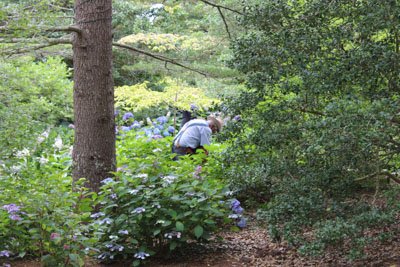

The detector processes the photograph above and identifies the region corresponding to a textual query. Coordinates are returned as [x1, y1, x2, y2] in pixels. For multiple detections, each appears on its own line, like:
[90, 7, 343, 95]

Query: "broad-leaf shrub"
[0, 57, 73, 159]
[0, 127, 94, 267]
[92, 132, 233, 266]
[114, 78, 219, 120]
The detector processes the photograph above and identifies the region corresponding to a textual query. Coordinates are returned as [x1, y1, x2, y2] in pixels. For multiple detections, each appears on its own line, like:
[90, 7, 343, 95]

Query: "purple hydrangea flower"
[10, 214, 22, 221]
[122, 112, 134, 121]
[152, 134, 163, 139]
[50, 233, 60, 240]
[121, 126, 131, 132]
[2, 204, 21, 213]
[0, 250, 11, 257]
[233, 115, 241, 121]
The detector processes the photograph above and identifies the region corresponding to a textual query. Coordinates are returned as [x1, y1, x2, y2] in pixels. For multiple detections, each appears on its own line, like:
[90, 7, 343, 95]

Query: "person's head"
[207, 116, 223, 134]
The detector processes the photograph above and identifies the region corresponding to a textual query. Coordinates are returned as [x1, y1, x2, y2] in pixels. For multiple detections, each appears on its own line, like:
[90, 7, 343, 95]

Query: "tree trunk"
[72, 0, 115, 192]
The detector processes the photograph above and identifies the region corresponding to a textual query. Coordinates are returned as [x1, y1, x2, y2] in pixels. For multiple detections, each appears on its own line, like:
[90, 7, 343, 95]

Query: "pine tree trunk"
[72, 0, 115, 192]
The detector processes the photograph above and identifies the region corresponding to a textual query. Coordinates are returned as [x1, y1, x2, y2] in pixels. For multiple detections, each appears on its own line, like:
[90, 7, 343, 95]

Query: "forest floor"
[6, 213, 400, 267]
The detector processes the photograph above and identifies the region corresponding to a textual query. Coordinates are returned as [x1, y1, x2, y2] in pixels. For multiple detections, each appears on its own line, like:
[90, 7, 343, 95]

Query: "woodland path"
[8, 213, 400, 267]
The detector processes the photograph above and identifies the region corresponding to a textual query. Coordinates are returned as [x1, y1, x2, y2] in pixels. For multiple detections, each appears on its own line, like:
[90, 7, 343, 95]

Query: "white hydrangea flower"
[53, 136, 63, 150]
[15, 148, 30, 158]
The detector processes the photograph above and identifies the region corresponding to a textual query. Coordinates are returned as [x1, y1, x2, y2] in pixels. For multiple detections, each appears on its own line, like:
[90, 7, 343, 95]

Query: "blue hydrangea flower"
[90, 212, 105, 219]
[122, 112, 134, 121]
[167, 126, 175, 134]
[231, 199, 241, 209]
[228, 214, 240, 219]
[156, 116, 168, 124]
[190, 103, 198, 111]
[153, 128, 161, 135]
[237, 217, 247, 228]
[156, 124, 164, 130]
[131, 121, 141, 129]
[232, 206, 244, 214]
[101, 177, 114, 184]
[233, 115, 241, 121]
[132, 207, 145, 214]
[134, 251, 150, 260]
[118, 230, 129, 235]
[121, 126, 131, 132]
[144, 128, 153, 137]
[163, 130, 170, 137]
[99, 218, 112, 225]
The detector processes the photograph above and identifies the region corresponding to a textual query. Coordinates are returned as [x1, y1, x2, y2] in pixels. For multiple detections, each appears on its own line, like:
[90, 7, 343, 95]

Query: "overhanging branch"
[113, 42, 209, 77]
[355, 170, 400, 184]
[0, 25, 82, 34]
[1, 38, 72, 56]
[198, 0, 243, 15]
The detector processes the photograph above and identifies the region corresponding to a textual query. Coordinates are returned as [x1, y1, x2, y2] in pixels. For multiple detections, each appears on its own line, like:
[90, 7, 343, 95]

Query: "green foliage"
[0, 57, 73, 159]
[115, 78, 219, 119]
[222, 0, 400, 259]
[0, 127, 94, 266]
[89, 121, 233, 264]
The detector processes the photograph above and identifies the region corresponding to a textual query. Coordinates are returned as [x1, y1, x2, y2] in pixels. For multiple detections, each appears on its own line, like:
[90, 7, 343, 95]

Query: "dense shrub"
[220, 0, 400, 259]
[91, 114, 240, 266]
[0, 57, 73, 159]
[0, 127, 94, 267]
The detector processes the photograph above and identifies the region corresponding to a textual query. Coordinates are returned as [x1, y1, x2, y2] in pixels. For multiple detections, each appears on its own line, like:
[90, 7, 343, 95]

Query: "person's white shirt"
[173, 119, 211, 149]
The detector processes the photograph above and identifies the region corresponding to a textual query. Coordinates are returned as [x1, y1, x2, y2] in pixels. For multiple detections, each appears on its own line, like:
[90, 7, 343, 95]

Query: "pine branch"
[1, 38, 72, 56]
[113, 42, 209, 77]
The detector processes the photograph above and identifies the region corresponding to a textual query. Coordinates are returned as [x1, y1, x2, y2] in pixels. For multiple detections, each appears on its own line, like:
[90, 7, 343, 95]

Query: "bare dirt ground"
[5, 214, 400, 267]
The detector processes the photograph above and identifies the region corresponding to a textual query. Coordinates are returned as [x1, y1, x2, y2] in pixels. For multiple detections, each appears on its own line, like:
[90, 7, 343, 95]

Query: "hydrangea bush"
[0, 127, 95, 267]
[91, 130, 235, 266]
[0, 110, 244, 266]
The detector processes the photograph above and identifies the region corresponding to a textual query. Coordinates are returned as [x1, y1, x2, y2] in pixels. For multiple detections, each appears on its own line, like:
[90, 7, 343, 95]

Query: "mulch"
[4, 213, 400, 267]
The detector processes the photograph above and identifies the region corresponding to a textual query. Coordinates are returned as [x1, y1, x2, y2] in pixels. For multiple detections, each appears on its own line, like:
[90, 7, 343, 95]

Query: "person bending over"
[172, 115, 223, 159]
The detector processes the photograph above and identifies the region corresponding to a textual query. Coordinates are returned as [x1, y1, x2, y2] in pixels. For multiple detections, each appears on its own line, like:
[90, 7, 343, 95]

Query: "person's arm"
[196, 146, 208, 155]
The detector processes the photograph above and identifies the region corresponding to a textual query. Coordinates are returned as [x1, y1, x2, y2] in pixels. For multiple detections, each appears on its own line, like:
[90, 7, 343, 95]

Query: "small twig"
[198, 0, 243, 15]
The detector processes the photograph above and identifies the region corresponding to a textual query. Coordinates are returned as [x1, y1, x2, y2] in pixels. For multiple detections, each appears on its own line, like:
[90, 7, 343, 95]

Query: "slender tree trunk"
[72, 0, 115, 192]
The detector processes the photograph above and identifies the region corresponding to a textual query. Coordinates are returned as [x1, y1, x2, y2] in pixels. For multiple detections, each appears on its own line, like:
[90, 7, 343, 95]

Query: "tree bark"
[72, 0, 115, 192]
